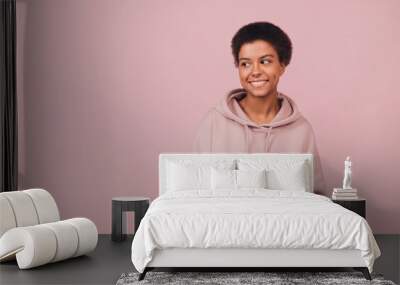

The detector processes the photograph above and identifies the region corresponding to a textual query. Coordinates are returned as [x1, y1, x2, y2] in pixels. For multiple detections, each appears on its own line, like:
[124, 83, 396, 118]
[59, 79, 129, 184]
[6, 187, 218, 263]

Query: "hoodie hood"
[214, 88, 303, 152]
[215, 88, 302, 128]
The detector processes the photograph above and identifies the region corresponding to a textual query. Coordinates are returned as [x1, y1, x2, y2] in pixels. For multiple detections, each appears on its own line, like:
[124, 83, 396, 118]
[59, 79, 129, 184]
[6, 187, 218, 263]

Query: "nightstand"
[332, 198, 366, 218]
[111, 197, 150, 242]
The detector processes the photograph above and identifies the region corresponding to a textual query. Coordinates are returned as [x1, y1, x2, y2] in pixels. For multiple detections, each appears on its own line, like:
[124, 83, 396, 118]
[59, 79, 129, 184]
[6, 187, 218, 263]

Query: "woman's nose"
[251, 63, 261, 76]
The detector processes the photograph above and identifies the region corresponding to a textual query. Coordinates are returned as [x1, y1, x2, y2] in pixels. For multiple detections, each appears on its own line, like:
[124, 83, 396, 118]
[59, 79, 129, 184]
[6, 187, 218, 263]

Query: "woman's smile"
[249, 80, 269, 88]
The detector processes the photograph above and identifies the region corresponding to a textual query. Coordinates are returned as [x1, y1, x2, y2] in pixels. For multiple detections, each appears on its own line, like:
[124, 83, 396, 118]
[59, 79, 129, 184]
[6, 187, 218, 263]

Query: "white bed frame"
[140, 153, 371, 280]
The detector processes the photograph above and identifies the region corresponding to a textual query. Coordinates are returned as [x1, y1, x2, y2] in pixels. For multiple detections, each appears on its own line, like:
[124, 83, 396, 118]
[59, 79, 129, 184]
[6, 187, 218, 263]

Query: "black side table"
[112, 197, 150, 242]
[332, 198, 366, 218]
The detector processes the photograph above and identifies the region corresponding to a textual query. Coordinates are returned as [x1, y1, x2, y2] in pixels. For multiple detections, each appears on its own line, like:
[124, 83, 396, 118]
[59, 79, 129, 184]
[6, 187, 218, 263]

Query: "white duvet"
[131, 189, 380, 273]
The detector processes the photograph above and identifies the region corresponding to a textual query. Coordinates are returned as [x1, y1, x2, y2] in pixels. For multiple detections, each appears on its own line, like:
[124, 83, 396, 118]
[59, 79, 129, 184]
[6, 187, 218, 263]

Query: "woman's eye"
[241, 62, 250, 67]
[261, 59, 271, 64]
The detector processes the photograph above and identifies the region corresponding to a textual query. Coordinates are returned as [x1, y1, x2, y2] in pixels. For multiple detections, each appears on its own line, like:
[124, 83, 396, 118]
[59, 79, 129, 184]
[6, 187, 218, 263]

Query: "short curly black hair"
[231, 22, 292, 67]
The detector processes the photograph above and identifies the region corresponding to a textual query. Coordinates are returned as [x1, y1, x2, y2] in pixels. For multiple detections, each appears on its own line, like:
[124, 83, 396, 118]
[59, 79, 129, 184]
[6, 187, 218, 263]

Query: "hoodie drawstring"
[244, 125, 251, 153]
[265, 127, 272, 152]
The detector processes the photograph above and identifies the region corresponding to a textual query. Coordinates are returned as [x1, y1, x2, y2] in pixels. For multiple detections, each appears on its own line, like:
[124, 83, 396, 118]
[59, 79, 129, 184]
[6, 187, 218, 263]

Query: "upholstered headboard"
[159, 153, 314, 195]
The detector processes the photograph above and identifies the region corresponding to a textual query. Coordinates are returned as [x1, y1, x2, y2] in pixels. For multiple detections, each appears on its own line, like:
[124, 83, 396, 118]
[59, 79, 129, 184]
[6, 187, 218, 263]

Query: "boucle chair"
[0, 188, 98, 269]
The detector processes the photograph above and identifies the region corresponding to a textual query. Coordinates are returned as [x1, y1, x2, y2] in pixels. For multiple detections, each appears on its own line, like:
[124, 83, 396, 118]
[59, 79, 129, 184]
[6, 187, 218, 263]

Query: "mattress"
[131, 189, 380, 273]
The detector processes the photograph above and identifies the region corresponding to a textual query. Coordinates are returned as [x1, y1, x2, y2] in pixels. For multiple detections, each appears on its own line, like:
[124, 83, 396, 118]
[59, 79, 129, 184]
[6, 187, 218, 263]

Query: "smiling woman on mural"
[193, 21, 326, 192]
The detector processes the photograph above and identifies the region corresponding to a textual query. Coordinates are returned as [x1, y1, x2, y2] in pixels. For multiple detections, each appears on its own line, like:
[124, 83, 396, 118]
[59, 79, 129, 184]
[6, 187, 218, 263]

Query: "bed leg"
[354, 267, 371, 280]
[138, 268, 148, 281]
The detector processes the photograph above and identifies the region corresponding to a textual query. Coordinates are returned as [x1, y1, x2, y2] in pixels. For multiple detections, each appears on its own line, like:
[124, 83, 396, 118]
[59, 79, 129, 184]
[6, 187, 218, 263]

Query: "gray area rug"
[116, 271, 396, 285]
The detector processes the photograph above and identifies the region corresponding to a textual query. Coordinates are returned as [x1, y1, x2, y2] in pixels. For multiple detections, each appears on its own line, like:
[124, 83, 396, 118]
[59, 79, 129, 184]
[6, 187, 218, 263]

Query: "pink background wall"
[16, 0, 400, 233]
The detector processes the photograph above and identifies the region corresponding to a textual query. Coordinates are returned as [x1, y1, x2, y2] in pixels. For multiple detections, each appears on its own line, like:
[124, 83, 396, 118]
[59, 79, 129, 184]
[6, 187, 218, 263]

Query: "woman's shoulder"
[291, 116, 317, 138]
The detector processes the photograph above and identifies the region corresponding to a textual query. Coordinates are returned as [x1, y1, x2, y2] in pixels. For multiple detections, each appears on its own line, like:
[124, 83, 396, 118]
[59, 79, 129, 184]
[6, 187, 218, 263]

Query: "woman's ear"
[279, 64, 286, 76]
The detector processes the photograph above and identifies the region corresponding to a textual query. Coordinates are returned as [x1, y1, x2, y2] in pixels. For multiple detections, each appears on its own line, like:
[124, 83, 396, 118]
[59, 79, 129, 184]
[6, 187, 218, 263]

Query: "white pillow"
[211, 168, 236, 190]
[237, 169, 267, 188]
[167, 162, 209, 191]
[211, 169, 267, 190]
[238, 159, 310, 191]
[166, 160, 235, 191]
[266, 162, 308, 191]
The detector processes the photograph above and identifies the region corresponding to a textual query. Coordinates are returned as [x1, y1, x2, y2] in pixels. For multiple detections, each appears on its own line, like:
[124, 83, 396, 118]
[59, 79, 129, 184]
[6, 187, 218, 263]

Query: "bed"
[131, 153, 381, 281]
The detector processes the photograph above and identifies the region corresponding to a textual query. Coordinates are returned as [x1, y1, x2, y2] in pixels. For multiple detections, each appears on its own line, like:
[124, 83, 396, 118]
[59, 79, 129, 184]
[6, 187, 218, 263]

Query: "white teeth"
[250, 81, 267, 87]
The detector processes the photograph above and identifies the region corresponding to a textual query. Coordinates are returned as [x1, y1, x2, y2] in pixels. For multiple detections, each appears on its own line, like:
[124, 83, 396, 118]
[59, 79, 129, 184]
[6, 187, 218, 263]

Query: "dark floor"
[0, 234, 399, 285]
[0, 235, 133, 285]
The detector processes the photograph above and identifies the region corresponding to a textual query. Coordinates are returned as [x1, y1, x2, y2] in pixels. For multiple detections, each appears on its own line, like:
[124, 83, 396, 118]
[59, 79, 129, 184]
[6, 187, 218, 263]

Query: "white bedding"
[131, 189, 380, 273]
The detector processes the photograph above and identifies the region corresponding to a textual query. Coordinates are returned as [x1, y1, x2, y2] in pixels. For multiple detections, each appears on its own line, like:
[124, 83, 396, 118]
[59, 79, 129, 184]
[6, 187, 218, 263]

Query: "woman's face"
[238, 40, 286, 98]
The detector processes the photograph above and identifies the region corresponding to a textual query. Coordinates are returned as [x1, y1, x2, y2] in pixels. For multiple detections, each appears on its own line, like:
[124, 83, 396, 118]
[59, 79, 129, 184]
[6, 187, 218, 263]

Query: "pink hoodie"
[193, 88, 326, 193]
